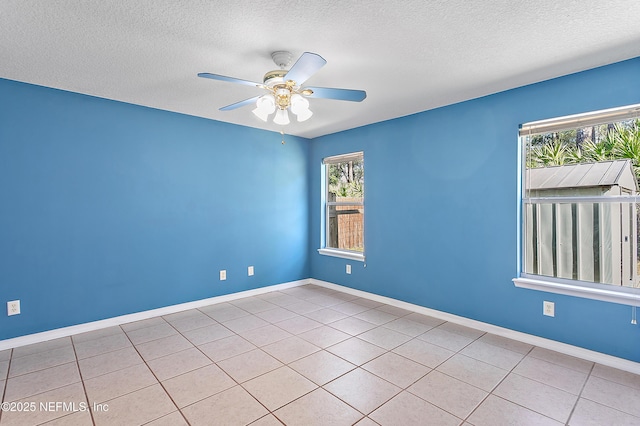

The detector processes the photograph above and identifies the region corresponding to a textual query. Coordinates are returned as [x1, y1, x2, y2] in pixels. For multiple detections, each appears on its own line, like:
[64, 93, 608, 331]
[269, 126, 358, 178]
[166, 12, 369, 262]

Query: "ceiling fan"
[198, 51, 366, 125]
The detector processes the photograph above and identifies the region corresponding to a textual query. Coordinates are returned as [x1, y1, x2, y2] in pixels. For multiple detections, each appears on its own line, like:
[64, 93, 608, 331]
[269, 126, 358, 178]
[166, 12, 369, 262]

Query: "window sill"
[513, 276, 640, 306]
[318, 248, 365, 262]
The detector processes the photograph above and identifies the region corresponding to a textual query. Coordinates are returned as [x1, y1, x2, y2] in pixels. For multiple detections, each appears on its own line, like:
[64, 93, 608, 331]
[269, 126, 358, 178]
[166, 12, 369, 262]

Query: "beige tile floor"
[1, 284, 640, 425]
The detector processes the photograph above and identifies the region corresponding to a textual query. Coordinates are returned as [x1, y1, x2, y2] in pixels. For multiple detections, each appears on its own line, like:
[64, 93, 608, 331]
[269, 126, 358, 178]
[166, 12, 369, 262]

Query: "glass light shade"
[252, 107, 270, 122]
[273, 108, 290, 125]
[295, 107, 313, 122]
[253, 94, 276, 122]
[256, 94, 276, 113]
[290, 94, 309, 114]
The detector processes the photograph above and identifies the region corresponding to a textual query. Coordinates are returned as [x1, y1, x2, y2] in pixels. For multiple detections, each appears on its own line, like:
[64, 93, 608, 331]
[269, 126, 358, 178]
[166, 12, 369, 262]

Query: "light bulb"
[273, 108, 290, 125]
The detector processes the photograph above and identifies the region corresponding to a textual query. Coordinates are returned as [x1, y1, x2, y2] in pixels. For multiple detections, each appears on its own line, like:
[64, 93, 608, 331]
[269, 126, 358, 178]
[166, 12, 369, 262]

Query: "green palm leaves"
[527, 120, 640, 179]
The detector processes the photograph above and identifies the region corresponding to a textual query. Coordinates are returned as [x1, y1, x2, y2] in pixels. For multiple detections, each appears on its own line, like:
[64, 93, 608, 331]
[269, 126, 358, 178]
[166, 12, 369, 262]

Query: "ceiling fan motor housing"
[263, 69, 297, 110]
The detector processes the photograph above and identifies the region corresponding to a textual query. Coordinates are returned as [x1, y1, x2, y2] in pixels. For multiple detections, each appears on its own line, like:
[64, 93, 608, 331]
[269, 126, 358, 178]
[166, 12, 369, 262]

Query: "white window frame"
[513, 104, 640, 306]
[318, 152, 365, 262]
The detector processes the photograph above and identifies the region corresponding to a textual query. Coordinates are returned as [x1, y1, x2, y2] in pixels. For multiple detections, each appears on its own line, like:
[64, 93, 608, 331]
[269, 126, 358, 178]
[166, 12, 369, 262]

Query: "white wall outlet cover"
[248, 266, 254, 276]
[220, 270, 227, 280]
[346, 264, 351, 274]
[543, 301, 555, 317]
[7, 300, 20, 316]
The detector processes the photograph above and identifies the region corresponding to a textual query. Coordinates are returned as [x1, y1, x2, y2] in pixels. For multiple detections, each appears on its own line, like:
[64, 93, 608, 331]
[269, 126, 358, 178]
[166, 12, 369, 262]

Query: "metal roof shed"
[525, 160, 638, 287]
[528, 160, 638, 193]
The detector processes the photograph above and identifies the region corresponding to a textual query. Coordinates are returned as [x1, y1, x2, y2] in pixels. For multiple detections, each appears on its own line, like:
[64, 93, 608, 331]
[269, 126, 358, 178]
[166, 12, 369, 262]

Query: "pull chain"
[280, 130, 285, 145]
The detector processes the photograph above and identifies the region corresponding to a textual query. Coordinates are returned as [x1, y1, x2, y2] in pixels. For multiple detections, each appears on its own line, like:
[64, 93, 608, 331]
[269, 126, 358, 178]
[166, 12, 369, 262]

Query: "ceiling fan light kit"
[250, 68, 312, 124]
[198, 51, 366, 126]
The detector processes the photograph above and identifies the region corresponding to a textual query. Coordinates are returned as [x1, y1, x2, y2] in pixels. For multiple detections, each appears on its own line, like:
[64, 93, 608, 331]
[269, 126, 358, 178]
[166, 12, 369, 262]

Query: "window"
[318, 152, 364, 261]
[514, 104, 640, 305]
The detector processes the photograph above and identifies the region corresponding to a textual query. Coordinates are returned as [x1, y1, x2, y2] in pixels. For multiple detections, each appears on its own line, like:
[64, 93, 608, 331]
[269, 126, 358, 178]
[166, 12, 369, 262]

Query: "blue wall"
[0, 79, 310, 340]
[309, 57, 640, 361]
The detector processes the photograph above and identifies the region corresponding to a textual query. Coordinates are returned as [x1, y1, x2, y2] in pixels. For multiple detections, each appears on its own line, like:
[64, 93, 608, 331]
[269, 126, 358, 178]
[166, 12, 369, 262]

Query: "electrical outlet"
[346, 264, 351, 274]
[220, 270, 227, 281]
[7, 300, 20, 316]
[543, 301, 555, 317]
[248, 266, 254, 276]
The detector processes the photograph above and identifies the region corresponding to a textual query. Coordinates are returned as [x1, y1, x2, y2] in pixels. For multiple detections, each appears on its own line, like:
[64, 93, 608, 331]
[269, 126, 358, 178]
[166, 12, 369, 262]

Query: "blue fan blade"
[220, 96, 260, 111]
[284, 52, 326, 85]
[198, 73, 263, 88]
[305, 87, 367, 102]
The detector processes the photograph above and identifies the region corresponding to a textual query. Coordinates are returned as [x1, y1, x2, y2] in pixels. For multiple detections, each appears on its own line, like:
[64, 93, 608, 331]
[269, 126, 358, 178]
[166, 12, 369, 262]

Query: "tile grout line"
[0, 348, 13, 424]
[70, 336, 97, 426]
[564, 362, 595, 425]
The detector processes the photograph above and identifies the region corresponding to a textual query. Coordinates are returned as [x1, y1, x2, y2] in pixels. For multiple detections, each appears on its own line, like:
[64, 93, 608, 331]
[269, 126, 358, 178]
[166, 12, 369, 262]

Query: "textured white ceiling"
[2, 0, 640, 138]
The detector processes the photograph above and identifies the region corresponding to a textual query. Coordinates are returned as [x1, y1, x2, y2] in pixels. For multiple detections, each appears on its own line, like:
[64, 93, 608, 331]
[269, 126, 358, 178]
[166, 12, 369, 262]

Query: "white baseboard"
[0, 278, 311, 351]
[310, 279, 640, 375]
[4, 276, 639, 375]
